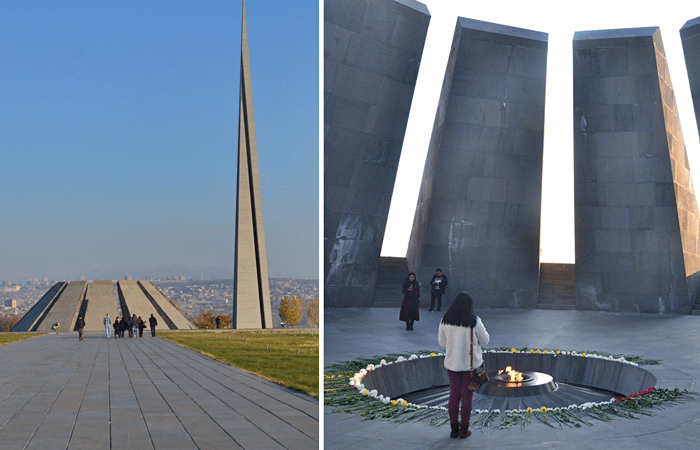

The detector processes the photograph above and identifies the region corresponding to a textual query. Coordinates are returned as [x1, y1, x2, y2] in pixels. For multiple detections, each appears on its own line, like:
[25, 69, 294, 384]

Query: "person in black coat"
[121, 316, 130, 338]
[399, 272, 420, 331]
[148, 314, 158, 337]
[429, 268, 449, 312]
[113, 317, 121, 338]
[137, 316, 146, 338]
[77, 316, 85, 341]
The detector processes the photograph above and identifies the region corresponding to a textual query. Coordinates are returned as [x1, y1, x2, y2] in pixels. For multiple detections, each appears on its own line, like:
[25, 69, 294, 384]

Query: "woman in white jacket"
[438, 292, 489, 439]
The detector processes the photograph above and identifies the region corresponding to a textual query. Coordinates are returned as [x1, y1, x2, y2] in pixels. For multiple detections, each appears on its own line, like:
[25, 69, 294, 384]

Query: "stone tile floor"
[324, 307, 700, 449]
[0, 333, 318, 449]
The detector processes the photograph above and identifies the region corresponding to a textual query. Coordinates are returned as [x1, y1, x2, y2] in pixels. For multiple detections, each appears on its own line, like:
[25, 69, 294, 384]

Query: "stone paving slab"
[0, 333, 318, 449]
[325, 307, 700, 448]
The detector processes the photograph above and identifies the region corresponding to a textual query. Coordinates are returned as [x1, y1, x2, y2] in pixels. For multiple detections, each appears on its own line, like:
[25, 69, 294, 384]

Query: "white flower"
[396, 356, 406, 362]
[381, 397, 390, 404]
[366, 363, 375, 371]
[379, 359, 387, 366]
[409, 354, 418, 360]
[359, 368, 367, 375]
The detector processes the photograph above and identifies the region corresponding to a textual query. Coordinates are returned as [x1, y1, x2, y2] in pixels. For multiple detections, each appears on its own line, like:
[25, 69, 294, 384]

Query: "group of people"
[101, 313, 158, 339]
[399, 268, 490, 439]
[399, 268, 448, 330]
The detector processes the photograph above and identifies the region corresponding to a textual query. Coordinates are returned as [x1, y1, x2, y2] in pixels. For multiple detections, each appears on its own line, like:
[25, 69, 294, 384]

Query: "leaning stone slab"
[324, 0, 430, 307]
[406, 18, 548, 309]
[573, 27, 700, 314]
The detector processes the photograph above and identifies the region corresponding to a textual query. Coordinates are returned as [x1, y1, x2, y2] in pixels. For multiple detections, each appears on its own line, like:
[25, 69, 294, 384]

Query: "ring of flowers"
[325, 349, 687, 430]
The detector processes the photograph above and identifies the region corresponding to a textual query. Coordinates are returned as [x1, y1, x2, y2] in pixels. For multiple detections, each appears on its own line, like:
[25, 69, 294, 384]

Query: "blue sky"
[0, 0, 319, 282]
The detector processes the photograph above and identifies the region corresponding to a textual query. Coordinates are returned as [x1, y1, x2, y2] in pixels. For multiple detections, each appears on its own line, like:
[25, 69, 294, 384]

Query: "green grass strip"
[161, 331, 319, 397]
[0, 333, 45, 346]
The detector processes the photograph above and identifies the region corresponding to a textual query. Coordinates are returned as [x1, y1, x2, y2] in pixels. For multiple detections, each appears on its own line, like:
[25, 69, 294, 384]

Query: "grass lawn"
[160, 331, 319, 397]
[0, 333, 44, 346]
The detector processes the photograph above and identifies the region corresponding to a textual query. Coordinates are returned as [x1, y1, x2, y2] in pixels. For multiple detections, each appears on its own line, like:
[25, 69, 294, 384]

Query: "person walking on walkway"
[77, 316, 85, 341]
[428, 268, 448, 312]
[131, 314, 138, 337]
[149, 314, 158, 337]
[399, 272, 420, 331]
[103, 314, 112, 338]
[137, 316, 145, 337]
[123, 315, 132, 338]
[438, 292, 489, 439]
[113, 317, 121, 338]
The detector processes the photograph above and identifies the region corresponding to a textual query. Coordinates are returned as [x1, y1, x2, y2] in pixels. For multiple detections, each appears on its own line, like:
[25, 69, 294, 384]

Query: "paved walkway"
[0, 333, 318, 450]
[325, 307, 700, 449]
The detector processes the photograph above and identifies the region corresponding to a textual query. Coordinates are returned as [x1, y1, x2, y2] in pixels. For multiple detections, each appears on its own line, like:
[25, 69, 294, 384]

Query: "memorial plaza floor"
[0, 332, 318, 450]
[325, 307, 700, 449]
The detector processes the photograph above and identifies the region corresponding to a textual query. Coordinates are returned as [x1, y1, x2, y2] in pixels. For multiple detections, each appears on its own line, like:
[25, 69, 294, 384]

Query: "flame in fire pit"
[498, 366, 523, 383]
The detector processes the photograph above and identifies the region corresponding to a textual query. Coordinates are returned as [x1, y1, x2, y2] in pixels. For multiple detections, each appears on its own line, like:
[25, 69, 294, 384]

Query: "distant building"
[4, 299, 17, 308]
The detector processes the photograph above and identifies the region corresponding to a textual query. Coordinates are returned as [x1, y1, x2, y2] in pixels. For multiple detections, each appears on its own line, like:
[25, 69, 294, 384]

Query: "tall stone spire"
[234, 0, 273, 328]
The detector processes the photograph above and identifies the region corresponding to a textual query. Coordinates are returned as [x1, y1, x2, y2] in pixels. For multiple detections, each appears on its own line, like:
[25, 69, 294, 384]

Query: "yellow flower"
[511, 348, 517, 353]
[582, 352, 587, 357]
[556, 350, 561, 355]
[543, 350, 548, 354]
[391, 400, 397, 406]
[362, 389, 369, 395]
[525, 407, 533, 413]
[535, 349, 541, 354]
[430, 352, 436, 357]
[401, 400, 408, 407]
[540, 406, 547, 413]
[529, 349, 534, 354]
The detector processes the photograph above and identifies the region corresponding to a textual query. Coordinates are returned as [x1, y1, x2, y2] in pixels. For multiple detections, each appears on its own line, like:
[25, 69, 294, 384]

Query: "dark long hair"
[403, 272, 419, 289]
[441, 291, 477, 328]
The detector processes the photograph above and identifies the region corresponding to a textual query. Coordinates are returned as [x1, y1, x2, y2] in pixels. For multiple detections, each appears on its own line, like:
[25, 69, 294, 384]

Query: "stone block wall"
[406, 18, 548, 308]
[324, 0, 430, 307]
[573, 27, 700, 313]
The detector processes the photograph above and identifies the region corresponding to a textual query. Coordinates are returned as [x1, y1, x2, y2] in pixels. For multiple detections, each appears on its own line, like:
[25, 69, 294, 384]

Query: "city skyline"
[0, 0, 319, 282]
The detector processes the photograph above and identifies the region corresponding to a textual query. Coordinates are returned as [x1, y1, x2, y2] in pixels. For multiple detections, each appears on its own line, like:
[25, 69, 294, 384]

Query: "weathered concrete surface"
[34, 281, 87, 333]
[235, 1, 274, 328]
[11, 282, 66, 332]
[324, 0, 430, 307]
[407, 18, 548, 309]
[117, 280, 168, 329]
[573, 27, 700, 313]
[82, 281, 120, 332]
[138, 281, 195, 330]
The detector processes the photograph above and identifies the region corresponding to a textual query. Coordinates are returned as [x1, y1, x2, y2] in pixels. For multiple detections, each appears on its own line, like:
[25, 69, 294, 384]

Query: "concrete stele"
[406, 17, 548, 308]
[234, 0, 273, 328]
[573, 27, 700, 313]
[324, 0, 430, 307]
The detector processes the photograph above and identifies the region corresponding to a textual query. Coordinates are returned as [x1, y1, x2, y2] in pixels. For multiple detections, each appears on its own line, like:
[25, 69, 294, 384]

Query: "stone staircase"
[537, 263, 576, 310]
[371, 257, 410, 307]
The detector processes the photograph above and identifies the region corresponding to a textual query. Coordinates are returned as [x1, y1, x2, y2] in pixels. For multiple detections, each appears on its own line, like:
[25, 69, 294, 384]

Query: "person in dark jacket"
[137, 316, 146, 337]
[122, 316, 130, 338]
[131, 314, 138, 337]
[148, 314, 158, 336]
[399, 272, 420, 331]
[429, 268, 448, 312]
[113, 317, 121, 338]
[77, 316, 85, 341]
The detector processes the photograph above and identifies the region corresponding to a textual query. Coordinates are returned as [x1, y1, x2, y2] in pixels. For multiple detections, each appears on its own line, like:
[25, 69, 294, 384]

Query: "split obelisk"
[234, 0, 273, 328]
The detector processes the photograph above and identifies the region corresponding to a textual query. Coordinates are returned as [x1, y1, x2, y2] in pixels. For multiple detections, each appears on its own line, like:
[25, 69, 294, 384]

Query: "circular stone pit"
[361, 351, 656, 411]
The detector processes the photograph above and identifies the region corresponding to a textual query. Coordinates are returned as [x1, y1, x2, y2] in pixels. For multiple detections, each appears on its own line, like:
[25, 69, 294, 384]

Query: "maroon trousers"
[447, 369, 474, 425]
